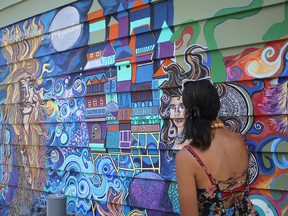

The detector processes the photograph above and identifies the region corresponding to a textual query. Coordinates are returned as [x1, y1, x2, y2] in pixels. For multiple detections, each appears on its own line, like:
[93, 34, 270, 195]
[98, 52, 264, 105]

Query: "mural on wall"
[0, 0, 287, 215]
[0, 1, 93, 215]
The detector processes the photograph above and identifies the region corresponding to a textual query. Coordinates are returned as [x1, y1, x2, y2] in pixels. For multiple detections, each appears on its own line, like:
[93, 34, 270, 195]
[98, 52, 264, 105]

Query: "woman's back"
[177, 128, 257, 215]
[194, 128, 249, 190]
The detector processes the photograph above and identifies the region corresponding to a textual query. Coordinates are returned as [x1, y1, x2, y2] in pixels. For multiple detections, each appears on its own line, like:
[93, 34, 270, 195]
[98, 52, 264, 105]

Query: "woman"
[176, 78, 258, 215]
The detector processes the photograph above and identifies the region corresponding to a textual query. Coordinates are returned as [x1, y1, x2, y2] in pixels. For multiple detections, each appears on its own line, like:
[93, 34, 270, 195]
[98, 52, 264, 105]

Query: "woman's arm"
[176, 149, 199, 216]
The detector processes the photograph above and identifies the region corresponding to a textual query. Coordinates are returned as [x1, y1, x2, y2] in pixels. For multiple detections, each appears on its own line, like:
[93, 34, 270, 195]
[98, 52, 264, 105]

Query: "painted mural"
[0, 0, 287, 215]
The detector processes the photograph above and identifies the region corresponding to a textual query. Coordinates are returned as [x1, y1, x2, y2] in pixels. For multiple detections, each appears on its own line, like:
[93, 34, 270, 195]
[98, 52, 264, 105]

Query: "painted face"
[19, 77, 36, 115]
[170, 96, 185, 128]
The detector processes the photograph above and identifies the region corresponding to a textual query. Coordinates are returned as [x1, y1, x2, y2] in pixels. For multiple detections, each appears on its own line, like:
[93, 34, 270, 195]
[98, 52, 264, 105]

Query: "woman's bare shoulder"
[213, 129, 248, 158]
[176, 147, 191, 162]
[175, 147, 197, 171]
[211, 130, 249, 178]
[220, 129, 246, 144]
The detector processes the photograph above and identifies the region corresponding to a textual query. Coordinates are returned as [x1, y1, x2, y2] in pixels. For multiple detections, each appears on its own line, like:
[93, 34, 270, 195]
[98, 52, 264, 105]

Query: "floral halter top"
[184, 145, 258, 216]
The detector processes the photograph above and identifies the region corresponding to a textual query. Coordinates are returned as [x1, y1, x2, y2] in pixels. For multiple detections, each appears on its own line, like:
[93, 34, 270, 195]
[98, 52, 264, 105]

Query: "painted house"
[0, 1, 287, 216]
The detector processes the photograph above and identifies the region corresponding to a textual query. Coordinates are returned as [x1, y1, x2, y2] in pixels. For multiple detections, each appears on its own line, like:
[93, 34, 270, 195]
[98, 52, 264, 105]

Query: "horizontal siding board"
[0, 23, 90, 67]
[172, 1, 286, 27]
[0, 0, 90, 46]
[0, 47, 89, 87]
[0, 0, 78, 28]
[0, 0, 24, 11]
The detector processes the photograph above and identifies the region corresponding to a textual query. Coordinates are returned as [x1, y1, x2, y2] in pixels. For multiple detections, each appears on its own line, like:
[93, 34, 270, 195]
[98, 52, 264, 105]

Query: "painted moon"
[49, 6, 81, 51]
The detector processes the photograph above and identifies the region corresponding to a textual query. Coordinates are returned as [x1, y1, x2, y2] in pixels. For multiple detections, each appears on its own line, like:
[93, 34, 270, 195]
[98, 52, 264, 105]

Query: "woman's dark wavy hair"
[182, 79, 220, 150]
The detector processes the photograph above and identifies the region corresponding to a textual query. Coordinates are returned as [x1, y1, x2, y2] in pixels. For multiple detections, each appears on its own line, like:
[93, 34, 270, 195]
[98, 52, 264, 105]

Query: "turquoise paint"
[116, 60, 132, 81]
[158, 21, 173, 43]
[130, 17, 151, 34]
[89, 20, 105, 32]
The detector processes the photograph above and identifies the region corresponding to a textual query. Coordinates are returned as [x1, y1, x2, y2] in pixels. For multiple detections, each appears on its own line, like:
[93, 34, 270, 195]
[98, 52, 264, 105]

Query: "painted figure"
[159, 45, 210, 150]
[0, 17, 56, 214]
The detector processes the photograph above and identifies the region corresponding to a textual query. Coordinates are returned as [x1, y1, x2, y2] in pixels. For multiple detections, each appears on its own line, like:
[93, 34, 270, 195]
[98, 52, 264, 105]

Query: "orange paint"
[131, 0, 149, 12]
[109, 23, 119, 41]
[88, 9, 104, 22]
[108, 125, 119, 131]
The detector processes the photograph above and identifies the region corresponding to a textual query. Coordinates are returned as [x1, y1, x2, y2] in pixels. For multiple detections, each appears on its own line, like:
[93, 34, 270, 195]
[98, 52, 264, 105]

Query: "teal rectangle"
[89, 20, 105, 32]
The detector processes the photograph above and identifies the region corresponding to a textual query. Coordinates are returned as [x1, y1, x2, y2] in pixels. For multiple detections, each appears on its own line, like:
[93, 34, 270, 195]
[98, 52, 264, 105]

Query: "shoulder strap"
[184, 145, 215, 185]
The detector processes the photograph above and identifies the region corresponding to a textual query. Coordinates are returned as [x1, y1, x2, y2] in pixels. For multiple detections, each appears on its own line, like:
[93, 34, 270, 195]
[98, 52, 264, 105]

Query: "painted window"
[119, 130, 131, 149]
[92, 124, 101, 140]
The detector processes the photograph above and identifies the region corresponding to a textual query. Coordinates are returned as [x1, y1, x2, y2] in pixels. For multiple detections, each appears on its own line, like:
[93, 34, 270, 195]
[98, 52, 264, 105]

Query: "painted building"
[0, 0, 287, 215]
